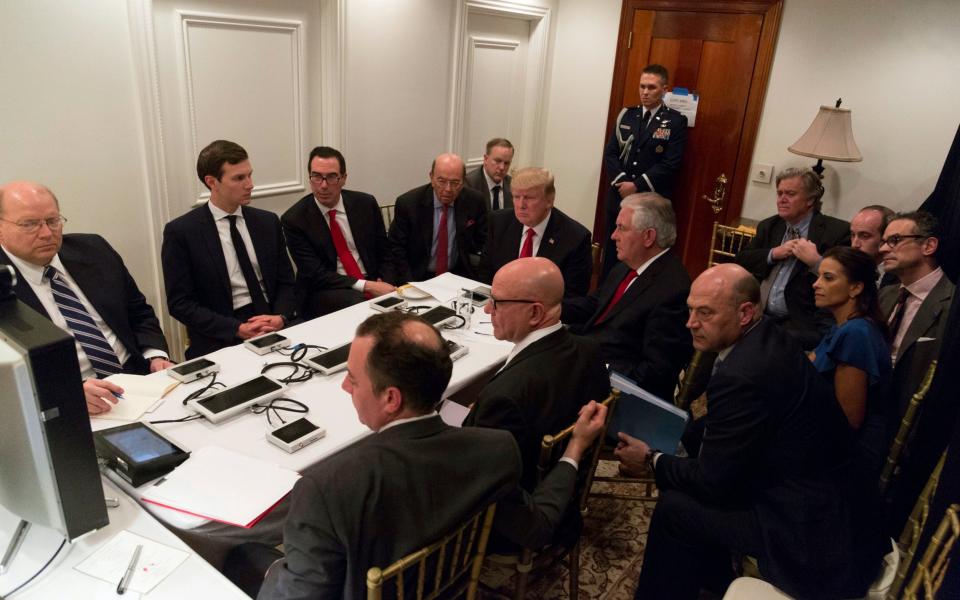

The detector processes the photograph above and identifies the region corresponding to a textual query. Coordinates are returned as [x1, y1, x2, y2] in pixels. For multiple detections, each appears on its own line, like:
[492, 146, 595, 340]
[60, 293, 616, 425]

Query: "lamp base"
[811, 159, 825, 179]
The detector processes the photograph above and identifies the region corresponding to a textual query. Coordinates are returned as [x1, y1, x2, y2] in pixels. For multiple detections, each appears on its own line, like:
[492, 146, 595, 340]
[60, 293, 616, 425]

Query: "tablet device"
[244, 332, 289, 355]
[94, 422, 190, 487]
[469, 286, 491, 305]
[168, 357, 219, 383]
[187, 375, 287, 424]
[444, 338, 469, 361]
[267, 418, 326, 453]
[305, 342, 351, 375]
[420, 305, 460, 329]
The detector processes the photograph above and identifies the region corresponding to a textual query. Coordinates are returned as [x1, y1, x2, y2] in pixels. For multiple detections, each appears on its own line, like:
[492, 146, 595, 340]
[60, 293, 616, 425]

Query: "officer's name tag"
[620, 124, 632, 130]
[653, 128, 671, 140]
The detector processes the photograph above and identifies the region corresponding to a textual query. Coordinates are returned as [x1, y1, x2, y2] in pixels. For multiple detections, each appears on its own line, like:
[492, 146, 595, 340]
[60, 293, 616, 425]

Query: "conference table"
[93, 273, 511, 532]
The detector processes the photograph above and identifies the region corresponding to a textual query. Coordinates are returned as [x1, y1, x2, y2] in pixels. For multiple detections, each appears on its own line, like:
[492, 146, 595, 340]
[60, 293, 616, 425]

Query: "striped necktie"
[44, 265, 123, 378]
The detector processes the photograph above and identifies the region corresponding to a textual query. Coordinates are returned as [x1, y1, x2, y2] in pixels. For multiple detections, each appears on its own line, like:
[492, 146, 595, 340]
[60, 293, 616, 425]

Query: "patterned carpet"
[478, 461, 656, 599]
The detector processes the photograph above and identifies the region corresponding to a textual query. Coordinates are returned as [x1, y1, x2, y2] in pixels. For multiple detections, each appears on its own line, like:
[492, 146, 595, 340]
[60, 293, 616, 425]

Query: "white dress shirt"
[484, 170, 504, 209]
[518, 211, 552, 258]
[208, 202, 270, 310]
[315, 195, 368, 292]
[3, 248, 167, 379]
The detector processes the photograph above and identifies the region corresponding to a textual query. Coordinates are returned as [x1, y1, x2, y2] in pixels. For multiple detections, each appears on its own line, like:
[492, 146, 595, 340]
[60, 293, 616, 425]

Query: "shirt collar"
[786, 210, 814, 232]
[432, 194, 451, 210]
[645, 103, 663, 119]
[314, 195, 345, 216]
[2, 246, 66, 286]
[483, 169, 502, 192]
[504, 322, 563, 367]
[717, 319, 762, 363]
[630, 247, 670, 276]
[904, 266, 944, 300]
[524, 211, 552, 240]
[378, 411, 438, 433]
[208, 201, 243, 221]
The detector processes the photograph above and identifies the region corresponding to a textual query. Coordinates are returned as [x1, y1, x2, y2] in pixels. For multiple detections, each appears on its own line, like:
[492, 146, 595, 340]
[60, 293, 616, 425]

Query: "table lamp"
[788, 98, 862, 178]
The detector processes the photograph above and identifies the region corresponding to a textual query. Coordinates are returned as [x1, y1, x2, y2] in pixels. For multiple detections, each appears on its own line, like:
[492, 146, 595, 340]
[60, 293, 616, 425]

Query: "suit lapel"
[198, 208, 233, 300]
[58, 241, 128, 343]
[536, 211, 561, 260]
[307, 199, 339, 266]
[899, 276, 953, 358]
[601, 256, 662, 322]
[490, 328, 567, 381]
[418, 190, 435, 255]
[243, 207, 273, 294]
[589, 263, 630, 325]
[342, 193, 371, 270]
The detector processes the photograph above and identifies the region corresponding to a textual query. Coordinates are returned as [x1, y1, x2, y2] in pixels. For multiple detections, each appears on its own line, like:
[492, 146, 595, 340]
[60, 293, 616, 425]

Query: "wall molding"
[463, 35, 521, 167]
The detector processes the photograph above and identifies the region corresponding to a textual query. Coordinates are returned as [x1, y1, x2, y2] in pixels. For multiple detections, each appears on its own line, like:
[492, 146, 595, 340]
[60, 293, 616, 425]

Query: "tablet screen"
[102, 426, 181, 463]
[171, 358, 214, 376]
[307, 344, 351, 370]
[272, 419, 320, 443]
[250, 333, 286, 348]
[197, 377, 284, 414]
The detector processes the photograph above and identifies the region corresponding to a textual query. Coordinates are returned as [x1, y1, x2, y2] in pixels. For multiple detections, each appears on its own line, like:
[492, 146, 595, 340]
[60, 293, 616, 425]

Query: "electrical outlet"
[752, 163, 774, 184]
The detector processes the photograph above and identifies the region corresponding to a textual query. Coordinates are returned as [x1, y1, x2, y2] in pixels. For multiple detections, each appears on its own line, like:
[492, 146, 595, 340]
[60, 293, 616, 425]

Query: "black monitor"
[0, 274, 108, 542]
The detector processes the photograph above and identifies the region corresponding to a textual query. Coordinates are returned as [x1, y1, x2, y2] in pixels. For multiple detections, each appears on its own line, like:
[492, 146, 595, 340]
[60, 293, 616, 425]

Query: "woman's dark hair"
[822, 246, 889, 340]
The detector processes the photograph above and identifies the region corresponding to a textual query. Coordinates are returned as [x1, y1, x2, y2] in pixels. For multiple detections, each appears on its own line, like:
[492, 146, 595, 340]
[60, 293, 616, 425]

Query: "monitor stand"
[0, 520, 29, 574]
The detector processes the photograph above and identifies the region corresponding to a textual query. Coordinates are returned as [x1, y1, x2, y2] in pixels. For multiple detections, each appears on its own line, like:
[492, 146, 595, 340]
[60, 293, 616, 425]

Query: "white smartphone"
[267, 418, 326, 453]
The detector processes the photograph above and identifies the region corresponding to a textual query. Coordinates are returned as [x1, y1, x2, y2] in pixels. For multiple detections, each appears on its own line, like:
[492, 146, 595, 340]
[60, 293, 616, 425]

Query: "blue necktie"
[44, 265, 123, 378]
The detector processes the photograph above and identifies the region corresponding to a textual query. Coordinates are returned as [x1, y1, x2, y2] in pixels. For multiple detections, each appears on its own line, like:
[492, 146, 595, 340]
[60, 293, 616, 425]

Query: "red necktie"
[519, 228, 535, 258]
[328, 209, 364, 279]
[436, 205, 449, 274]
[596, 269, 639, 323]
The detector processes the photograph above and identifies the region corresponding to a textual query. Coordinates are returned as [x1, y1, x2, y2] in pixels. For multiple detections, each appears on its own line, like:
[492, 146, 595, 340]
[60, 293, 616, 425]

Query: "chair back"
[674, 349, 716, 411]
[879, 361, 938, 496]
[381, 204, 396, 228]
[366, 502, 498, 600]
[708, 222, 756, 267]
[901, 501, 960, 600]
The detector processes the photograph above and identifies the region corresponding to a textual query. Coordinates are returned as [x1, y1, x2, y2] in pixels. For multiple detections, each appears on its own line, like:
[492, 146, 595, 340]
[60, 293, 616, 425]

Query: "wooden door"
[595, 1, 782, 276]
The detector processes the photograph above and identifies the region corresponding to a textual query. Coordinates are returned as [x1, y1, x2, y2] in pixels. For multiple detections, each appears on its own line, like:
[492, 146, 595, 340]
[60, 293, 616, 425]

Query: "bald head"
[0, 181, 59, 216]
[0, 181, 64, 266]
[686, 264, 759, 352]
[486, 257, 563, 342]
[497, 257, 563, 307]
[430, 153, 466, 205]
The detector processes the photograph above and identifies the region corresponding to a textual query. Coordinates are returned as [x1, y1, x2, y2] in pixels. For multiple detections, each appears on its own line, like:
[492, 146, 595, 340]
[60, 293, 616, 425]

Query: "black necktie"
[888, 286, 911, 339]
[227, 215, 269, 315]
[640, 109, 651, 130]
[492, 185, 502, 211]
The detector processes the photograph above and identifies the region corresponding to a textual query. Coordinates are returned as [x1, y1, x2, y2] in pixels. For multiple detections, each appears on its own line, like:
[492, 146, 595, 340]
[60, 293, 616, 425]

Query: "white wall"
[742, 0, 960, 222]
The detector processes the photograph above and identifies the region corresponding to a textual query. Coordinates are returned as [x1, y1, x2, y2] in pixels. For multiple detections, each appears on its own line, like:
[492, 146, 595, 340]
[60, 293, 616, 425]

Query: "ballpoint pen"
[116, 544, 142, 595]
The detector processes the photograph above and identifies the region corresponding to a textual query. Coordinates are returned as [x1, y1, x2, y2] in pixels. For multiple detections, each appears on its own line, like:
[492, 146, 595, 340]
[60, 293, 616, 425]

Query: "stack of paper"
[93, 374, 181, 422]
[74, 530, 189, 594]
[141, 446, 300, 528]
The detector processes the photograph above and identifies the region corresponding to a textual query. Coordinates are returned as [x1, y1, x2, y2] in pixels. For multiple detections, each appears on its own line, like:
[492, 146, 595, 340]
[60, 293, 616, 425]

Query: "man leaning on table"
[0, 181, 173, 415]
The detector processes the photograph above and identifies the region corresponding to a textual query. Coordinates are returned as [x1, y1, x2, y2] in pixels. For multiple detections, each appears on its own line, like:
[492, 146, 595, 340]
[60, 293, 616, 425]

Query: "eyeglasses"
[433, 178, 463, 189]
[309, 172, 343, 185]
[880, 234, 927, 248]
[0, 216, 67, 233]
[488, 296, 540, 310]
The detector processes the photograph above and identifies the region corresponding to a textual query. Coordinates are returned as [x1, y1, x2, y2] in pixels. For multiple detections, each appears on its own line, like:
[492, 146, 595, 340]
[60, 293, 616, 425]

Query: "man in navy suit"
[384, 153, 487, 284]
[478, 167, 592, 297]
[162, 140, 296, 358]
[464, 137, 514, 211]
[601, 64, 688, 278]
[282, 146, 394, 318]
[0, 181, 173, 415]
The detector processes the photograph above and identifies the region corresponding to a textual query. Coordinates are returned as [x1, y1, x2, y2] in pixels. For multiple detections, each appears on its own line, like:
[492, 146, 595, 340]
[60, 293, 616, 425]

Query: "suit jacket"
[654, 318, 869, 598]
[465, 166, 513, 211]
[880, 274, 954, 419]
[603, 104, 688, 200]
[256, 416, 521, 600]
[384, 183, 487, 284]
[564, 252, 692, 402]
[161, 204, 297, 358]
[281, 190, 388, 309]
[477, 208, 592, 296]
[463, 328, 609, 492]
[736, 211, 851, 349]
[0, 234, 168, 374]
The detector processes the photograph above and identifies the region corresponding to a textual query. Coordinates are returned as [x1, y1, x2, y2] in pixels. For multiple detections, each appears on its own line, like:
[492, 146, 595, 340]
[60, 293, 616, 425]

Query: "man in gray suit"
[878, 210, 954, 420]
[465, 137, 514, 211]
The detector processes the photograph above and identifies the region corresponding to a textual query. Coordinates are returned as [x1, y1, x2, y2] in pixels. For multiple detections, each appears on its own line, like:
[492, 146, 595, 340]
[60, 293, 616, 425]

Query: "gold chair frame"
[380, 204, 396, 228]
[879, 361, 938, 497]
[901, 502, 959, 600]
[708, 222, 756, 267]
[366, 502, 498, 600]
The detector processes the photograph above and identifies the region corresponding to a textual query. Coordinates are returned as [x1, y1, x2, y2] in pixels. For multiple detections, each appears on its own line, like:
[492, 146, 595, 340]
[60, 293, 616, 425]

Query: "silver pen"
[116, 544, 143, 595]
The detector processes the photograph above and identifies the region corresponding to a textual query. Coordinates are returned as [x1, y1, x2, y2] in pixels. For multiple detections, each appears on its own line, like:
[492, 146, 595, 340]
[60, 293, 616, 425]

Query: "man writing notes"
[162, 140, 297, 358]
[601, 63, 688, 278]
[465, 137, 514, 211]
[281, 146, 394, 318]
[0, 181, 173, 415]
[478, 167, 592, 297]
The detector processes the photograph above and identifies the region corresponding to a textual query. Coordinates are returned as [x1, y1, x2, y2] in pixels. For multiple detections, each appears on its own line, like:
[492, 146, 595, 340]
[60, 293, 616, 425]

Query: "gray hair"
[620, 192, 677, 248]
[776, 167, 824, 212]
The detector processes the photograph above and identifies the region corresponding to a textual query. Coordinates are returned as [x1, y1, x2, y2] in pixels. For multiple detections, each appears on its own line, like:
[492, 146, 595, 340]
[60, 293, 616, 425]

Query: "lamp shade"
[788, 105, 863, 162]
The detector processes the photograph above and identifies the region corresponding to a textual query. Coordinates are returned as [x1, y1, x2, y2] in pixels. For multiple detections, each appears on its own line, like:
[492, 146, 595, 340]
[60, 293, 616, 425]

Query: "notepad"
[141, 446, 300, 528]
[74, 529, 188, 594]
[608, 372, 689, 453]
[92, 374, 181, 422]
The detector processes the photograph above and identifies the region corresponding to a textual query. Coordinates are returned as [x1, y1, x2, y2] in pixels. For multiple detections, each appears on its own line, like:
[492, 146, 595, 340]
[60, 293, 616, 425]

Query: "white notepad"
[141, 446, 300, 528]
[74, 529, 189, 594]
[92, 374, 181, 422]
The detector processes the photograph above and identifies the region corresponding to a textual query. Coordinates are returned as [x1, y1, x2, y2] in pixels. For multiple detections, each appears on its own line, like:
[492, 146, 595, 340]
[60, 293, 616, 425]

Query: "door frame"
[592, 0, 783, 241]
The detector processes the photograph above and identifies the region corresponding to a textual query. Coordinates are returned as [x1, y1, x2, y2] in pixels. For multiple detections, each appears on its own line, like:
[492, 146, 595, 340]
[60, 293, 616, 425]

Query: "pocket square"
[917, 337, 936, 342]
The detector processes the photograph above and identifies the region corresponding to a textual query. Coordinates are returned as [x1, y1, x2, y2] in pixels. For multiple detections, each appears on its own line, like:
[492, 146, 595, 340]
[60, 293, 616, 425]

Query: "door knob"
[703, 173, 728, 215]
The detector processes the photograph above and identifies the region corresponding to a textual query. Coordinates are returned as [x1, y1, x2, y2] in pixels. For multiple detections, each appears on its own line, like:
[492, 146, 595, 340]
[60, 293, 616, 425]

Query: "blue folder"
[607, 372, 689, 453]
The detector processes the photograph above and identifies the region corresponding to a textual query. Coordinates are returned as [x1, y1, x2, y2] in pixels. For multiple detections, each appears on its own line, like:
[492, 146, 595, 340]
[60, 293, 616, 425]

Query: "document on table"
[140, 446, 301, 528]
[405, 272, 478, 304]
[74, 529, 188, 594]
[91, 374, 181, 422]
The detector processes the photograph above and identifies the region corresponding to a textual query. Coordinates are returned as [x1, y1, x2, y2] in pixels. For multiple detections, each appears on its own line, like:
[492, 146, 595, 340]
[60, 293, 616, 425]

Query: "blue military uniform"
[601, 104, 688, 277]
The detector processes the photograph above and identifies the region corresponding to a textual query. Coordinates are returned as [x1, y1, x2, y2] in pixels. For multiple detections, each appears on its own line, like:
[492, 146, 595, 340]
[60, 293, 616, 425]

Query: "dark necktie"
[640, 109, 651, 131]
[44, 265, 123, 378]
[519, 228, 535, 258]
[759, 226, 801, 311]
[492, 185, 502, 211]
[596, 269, 639, 323]
[887, 286, 911, 339]
[436, 205, 449, 274]
[327, 209, 364, 279]
[227, 215, 269, 315]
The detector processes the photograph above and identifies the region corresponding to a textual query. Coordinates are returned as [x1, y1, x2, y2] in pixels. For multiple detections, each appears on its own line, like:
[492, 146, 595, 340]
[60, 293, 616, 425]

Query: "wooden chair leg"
[513, 549, 532, 599]
[569, 541, 580, 598]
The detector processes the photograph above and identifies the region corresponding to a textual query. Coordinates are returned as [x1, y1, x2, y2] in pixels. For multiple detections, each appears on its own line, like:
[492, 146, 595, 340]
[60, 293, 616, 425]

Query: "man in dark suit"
[564, 193, 691, 402]
[250, 311, 607, 599]
[384, 153, 487, 284]
[617, 264, 872, 600]
[736, 167, 850, 350]
[0, 181, 172, 415]
[478, 167, 592, 297]
[601, 63, 688, 278]
[465, 257, 609, 492]
[464, 137, 514, 211]
[851, 205, 897, 287]
[162, 140, 296, 359]
[281, 146, 394, 318]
